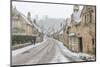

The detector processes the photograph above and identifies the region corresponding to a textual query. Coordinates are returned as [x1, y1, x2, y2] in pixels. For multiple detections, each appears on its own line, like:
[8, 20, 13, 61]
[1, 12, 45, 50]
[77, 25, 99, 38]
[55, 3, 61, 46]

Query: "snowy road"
[12, 38, 83, 66]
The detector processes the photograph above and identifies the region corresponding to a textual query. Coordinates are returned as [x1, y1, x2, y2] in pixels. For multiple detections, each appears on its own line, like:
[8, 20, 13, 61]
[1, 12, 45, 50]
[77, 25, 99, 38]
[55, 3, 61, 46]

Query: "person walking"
[33, 36, 36, 45]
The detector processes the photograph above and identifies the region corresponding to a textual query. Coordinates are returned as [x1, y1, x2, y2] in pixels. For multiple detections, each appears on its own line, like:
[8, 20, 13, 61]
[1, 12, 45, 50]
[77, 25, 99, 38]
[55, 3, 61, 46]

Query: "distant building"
[63, 5, 96, 54]
[52, 31, 64, 42]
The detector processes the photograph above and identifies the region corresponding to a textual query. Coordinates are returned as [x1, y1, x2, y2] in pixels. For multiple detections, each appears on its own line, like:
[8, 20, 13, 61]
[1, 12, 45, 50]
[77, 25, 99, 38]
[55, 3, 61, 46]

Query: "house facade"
[63, 5, 96, 54]
[12, 7, 40, 45]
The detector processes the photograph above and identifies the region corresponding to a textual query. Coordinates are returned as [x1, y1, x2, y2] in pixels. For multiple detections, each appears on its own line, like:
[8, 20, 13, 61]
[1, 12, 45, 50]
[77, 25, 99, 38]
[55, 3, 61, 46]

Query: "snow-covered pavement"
[53, 39, 83, 61]
[53, 38, 95, 61]
[12, 39, 47, 56]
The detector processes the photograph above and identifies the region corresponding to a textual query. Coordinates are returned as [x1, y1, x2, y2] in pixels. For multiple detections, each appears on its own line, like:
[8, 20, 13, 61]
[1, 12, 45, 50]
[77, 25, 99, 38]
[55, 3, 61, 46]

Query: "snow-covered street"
[12, 37, 84, 65]
[11, 2, 96, 66]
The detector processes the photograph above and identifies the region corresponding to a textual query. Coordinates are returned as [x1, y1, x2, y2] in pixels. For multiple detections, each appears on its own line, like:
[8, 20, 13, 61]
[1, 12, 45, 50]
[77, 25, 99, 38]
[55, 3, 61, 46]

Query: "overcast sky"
[12, 1, 83, 19]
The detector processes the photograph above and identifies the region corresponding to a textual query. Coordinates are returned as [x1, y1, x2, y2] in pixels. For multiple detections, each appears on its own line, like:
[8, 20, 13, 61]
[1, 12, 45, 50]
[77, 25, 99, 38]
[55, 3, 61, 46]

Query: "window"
[90, 13, 92, 23]
[85, 15, 86, 24]
[92, 39, 95, 47]
[66, 31, 69, 34]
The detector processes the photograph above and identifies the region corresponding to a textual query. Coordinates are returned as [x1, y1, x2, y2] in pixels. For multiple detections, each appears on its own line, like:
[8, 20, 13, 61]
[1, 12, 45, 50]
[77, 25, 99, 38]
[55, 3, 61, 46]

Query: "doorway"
[79, 37, 83, 52]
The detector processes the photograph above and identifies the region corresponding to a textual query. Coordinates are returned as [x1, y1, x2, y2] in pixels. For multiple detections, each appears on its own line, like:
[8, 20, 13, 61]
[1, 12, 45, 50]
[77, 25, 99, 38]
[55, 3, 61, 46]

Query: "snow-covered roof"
[12, 7, 33, 26]
[12, 7, 43, 34]
[21, 14, 33, 26]
[72, 11, 81, 23]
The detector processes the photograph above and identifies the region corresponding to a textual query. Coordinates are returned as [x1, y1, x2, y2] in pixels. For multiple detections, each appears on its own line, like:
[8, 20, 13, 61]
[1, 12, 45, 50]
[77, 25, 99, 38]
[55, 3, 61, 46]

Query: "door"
[79, 37, 83, 52]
